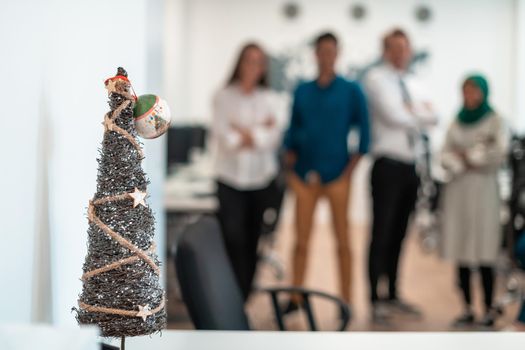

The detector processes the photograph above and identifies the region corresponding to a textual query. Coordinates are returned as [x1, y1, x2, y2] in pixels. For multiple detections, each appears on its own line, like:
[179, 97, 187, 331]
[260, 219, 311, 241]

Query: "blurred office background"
[2, 0, 525, 331]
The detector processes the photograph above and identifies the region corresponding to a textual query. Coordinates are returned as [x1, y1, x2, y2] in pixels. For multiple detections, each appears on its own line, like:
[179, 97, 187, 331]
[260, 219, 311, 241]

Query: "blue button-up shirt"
[283, 76, 370, 183]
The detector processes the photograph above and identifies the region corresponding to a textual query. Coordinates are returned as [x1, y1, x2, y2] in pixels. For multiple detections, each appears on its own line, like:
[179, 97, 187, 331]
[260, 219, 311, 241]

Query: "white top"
[211, 85, 282, 190]
[364, 63, 437, 163]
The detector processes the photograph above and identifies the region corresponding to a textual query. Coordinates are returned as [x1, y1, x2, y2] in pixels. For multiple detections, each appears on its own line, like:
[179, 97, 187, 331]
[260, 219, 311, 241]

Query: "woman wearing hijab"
[440, 75, 508, 328]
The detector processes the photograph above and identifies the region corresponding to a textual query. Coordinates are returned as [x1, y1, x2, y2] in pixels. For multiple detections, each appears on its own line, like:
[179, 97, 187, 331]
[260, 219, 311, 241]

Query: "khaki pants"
[288, 170, 352, 304]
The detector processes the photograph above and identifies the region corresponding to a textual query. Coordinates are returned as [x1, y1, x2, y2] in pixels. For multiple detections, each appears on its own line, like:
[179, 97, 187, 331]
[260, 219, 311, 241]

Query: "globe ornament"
[133, 94, 171, 139]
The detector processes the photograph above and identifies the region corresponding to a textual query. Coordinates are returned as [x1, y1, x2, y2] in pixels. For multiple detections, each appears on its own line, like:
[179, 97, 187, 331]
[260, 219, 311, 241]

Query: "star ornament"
[129, 187, 147, 208]
[105, 79, 117, 94]
[136, 304, 152, 321]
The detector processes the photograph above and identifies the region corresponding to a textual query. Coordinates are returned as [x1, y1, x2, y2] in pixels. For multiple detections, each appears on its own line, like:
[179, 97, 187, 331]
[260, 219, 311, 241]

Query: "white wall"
[514, 0, 525, 131]
[0, 0, 166, 325]
[176, 0, 516, 133]
[0, 0, 45, 324]
[164, 0, 191, 124]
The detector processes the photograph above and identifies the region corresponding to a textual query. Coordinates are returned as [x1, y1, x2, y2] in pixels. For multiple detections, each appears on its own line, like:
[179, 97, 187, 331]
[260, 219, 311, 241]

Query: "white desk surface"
[164, 158, 218, 212]
[0, 325, 99, 350]
[164, 195, 218, 212]
[114, 330, 525, 350]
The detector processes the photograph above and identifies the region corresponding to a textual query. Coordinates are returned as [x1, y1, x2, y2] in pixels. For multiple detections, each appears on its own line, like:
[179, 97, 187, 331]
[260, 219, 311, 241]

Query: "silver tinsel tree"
[75, 68, 166, 338]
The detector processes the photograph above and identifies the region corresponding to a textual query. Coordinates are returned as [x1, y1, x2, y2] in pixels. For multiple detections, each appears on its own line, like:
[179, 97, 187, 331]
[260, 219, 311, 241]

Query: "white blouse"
[211, 85, 283, 190]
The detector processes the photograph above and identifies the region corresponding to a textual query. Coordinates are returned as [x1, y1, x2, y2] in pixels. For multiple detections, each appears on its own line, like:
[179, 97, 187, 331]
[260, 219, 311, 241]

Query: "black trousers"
[369, 157, 419, 303]
[216, 179, 276, 301]
[458, 265, 494, 311]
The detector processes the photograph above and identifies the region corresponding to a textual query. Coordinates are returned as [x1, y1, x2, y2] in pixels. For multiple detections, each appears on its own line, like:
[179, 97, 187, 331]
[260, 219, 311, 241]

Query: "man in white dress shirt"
[364, 28, 437, 323]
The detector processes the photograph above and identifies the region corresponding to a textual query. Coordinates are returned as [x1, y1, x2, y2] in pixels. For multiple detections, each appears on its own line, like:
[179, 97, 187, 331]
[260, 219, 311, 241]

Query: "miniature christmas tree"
[75, 67, 166, 340]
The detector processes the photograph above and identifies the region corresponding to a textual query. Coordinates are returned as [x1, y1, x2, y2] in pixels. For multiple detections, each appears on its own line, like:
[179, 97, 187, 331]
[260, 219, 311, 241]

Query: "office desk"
[164, 163, 218, 214]
[113, 330, 525, 350]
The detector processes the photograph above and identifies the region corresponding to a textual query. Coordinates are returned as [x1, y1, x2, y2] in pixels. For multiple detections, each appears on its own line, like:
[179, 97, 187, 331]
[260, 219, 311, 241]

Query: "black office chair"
[175, 216, 351, 331]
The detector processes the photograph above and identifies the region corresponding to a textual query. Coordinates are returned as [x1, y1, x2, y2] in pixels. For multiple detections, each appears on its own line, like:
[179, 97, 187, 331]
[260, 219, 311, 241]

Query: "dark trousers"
[519, 300, 525, 324]
[458, 265, 494, 311]
[216, 180, 275, 301]
[369, 157, 419, 303]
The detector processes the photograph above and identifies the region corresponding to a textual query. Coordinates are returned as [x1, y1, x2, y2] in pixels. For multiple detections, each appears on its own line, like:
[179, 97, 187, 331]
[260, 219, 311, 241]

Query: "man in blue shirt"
[283, 32, 370, 311]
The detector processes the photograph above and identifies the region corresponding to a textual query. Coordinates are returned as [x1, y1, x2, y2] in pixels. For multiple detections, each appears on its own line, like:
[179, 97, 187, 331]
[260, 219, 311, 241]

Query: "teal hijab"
[458, 75, 493, 125]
